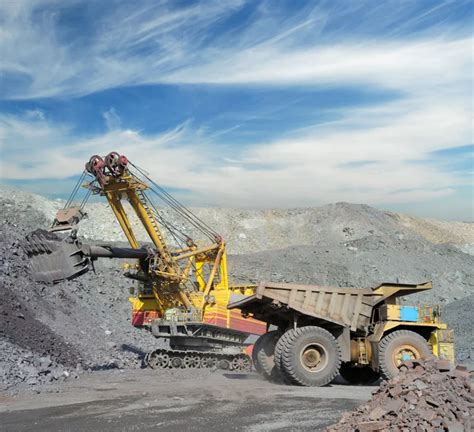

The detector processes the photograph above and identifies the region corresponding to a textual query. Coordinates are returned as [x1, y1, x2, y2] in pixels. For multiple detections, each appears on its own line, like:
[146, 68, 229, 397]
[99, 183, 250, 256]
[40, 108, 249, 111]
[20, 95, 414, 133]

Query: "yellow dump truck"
[228, 281, 454, 386]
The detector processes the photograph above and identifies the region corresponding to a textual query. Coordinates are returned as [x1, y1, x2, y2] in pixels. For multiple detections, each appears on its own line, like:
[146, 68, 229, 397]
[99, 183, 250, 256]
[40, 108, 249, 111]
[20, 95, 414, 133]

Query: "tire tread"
[378, 329, 432, 380]
[253, 331, 281, 379]
[274, 328, 296, 372]
[280, 326, 341, 386]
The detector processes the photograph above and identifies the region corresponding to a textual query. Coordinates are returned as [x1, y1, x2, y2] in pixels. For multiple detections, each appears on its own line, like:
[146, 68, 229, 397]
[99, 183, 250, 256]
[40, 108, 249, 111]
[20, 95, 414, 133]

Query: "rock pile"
[2, 185, 473, 256]
[1, 185, 473, 394]
[0, 339, 80, 392]
[327, 359, 473, 431]
[0, 221, 159, 393]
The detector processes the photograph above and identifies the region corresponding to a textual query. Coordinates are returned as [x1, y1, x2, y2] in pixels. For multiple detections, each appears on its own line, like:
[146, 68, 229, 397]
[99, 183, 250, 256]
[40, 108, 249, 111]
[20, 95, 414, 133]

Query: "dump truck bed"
[228, 281, 432, 334]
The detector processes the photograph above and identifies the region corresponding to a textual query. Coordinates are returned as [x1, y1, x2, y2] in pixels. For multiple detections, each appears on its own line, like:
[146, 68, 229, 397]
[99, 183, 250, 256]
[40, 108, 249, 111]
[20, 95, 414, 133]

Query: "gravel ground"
[0, 185, 472, 394]
[229, 236, 473, 305]
[0, 368, 372, 432]
[445, 294, 474, 365]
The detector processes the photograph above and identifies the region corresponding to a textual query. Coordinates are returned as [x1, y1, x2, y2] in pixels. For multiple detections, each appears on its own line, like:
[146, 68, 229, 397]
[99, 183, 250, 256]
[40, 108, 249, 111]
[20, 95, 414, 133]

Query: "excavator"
[24, 152, 266, 370]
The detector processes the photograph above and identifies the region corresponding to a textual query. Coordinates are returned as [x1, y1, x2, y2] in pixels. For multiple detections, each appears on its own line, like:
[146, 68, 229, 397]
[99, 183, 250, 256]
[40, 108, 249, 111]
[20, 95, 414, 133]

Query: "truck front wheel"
[378, 330, 432, 380]
[280, 326, 341, 386]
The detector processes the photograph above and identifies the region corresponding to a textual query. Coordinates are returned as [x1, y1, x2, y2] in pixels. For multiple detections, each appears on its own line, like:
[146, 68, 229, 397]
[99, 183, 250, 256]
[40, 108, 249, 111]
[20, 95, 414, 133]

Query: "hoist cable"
[141, 191, 188, 247]
[128, 162, 219, 240]
[131, 164, 217, 241]
[64, 170, 86, 208]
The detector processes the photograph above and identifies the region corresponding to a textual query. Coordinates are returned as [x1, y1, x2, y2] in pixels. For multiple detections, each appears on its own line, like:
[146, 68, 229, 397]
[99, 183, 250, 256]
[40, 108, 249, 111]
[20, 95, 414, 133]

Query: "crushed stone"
[326, 359, 473, 432]
[0, 185, 473, 394]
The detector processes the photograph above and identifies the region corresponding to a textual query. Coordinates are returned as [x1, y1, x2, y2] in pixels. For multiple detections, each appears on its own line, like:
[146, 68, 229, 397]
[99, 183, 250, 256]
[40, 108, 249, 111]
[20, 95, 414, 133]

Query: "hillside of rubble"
[0, 184, 472, 393]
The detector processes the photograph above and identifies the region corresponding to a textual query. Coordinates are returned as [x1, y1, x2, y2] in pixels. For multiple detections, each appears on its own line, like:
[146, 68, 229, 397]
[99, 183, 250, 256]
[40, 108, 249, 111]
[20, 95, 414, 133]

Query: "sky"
[0, 0, 473, 220]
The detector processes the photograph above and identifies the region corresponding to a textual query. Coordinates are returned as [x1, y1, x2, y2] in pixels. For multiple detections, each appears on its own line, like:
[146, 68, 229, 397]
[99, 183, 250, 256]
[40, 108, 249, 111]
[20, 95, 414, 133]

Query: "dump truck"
[228, 281, 455, 386]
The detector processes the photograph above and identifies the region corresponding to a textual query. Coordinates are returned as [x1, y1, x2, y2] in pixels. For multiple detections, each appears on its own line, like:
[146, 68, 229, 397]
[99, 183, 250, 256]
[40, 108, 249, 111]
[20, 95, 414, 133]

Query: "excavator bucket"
[22, 230, 90, 283]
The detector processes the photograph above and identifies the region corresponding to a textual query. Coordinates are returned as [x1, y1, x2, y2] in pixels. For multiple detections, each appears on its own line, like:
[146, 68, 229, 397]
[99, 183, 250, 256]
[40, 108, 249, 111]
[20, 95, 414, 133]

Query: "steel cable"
[129, 162, 218, 236]
[128, 163, 219, 241]
[64, 170, 86, 208]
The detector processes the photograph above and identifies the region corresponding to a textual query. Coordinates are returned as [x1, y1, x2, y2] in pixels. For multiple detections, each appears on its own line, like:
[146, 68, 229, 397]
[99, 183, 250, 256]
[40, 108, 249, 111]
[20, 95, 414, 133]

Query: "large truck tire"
[274, 328, 296, 373]
[280, 326, 341, 387]
[252, 330, 281, 379]
[378, 330, 433, 380]
[273, 329, 297, 384]
[339, 363, 379, 385]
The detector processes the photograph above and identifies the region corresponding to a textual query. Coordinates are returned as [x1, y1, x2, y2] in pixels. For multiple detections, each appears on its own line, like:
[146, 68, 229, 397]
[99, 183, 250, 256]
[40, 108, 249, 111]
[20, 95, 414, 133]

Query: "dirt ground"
[0, 369, 372, 431]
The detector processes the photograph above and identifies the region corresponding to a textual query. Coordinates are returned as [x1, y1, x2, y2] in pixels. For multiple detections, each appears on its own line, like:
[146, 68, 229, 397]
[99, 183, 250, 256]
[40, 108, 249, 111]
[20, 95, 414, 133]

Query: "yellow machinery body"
[24, 152, 266, 370]
[82, 157, 266, 343]
[229, 281, 455, 368]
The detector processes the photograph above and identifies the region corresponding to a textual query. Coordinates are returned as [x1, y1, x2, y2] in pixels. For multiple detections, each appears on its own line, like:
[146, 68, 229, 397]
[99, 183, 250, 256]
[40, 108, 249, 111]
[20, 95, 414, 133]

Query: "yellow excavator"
[24, 152, 265, 370]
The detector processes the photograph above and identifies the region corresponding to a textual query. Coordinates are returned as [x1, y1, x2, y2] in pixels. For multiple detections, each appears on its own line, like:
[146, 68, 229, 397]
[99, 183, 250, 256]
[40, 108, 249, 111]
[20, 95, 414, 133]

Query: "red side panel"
[203, 309, 266, 335]
[132, 310, 159, 327]
[132, 311, 145, 327]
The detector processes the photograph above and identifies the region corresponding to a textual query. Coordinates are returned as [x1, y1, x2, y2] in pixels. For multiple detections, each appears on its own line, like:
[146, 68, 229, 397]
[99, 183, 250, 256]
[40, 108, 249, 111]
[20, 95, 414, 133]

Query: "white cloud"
[0, 1, 471, 218]
[0, 0, 471, 99]
[102, 107, 122, 131]
[0, 0, 247, 99]
[24, 109, 45, 121]
[164, 38, 472, 92]
[0, 94, 470, 209]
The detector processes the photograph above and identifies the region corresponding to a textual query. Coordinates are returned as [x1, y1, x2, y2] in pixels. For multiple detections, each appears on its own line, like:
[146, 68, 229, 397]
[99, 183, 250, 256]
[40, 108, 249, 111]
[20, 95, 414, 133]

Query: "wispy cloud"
[0, 96, 470, 209]
[165, 38, 471, 93]
[0, 0, 472, 219]
[102, 107, 122, 131]
[1, 0, 471, 99]
[0, 0, 247, 99]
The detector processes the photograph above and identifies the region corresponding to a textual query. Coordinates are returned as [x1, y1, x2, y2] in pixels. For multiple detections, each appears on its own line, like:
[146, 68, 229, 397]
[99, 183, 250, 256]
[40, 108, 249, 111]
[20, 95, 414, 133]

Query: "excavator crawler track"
[145, 349, 251, 371]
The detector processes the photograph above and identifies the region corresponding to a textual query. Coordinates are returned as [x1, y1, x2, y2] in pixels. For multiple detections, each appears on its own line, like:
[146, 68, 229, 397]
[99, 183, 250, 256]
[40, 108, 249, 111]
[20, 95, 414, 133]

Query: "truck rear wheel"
[252, 331, 281, 379]
[274, 328, 296, 373]
[280, 326, 341, 387]
[378, 330, 432, 380]
[339, 363, 379, 385]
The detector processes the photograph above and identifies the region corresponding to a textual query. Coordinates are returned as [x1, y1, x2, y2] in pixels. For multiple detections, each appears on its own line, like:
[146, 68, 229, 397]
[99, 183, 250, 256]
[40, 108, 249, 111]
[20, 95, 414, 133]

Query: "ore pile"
[0, 339, 82, 391]
[327, 359, 473, 432]
[0, 221, 159, 393]
[1, 185, 473, 393]
[0, 222, 79, 391]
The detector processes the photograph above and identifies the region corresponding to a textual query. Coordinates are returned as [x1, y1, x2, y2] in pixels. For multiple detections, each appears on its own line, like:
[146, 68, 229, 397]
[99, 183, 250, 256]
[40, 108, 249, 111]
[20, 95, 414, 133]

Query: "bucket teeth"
[22, 229, 90, 283]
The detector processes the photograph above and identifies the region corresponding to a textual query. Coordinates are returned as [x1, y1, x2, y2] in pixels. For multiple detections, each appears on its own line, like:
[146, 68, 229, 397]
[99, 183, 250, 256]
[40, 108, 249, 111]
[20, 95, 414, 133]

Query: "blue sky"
[0, 0, 472, 220]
